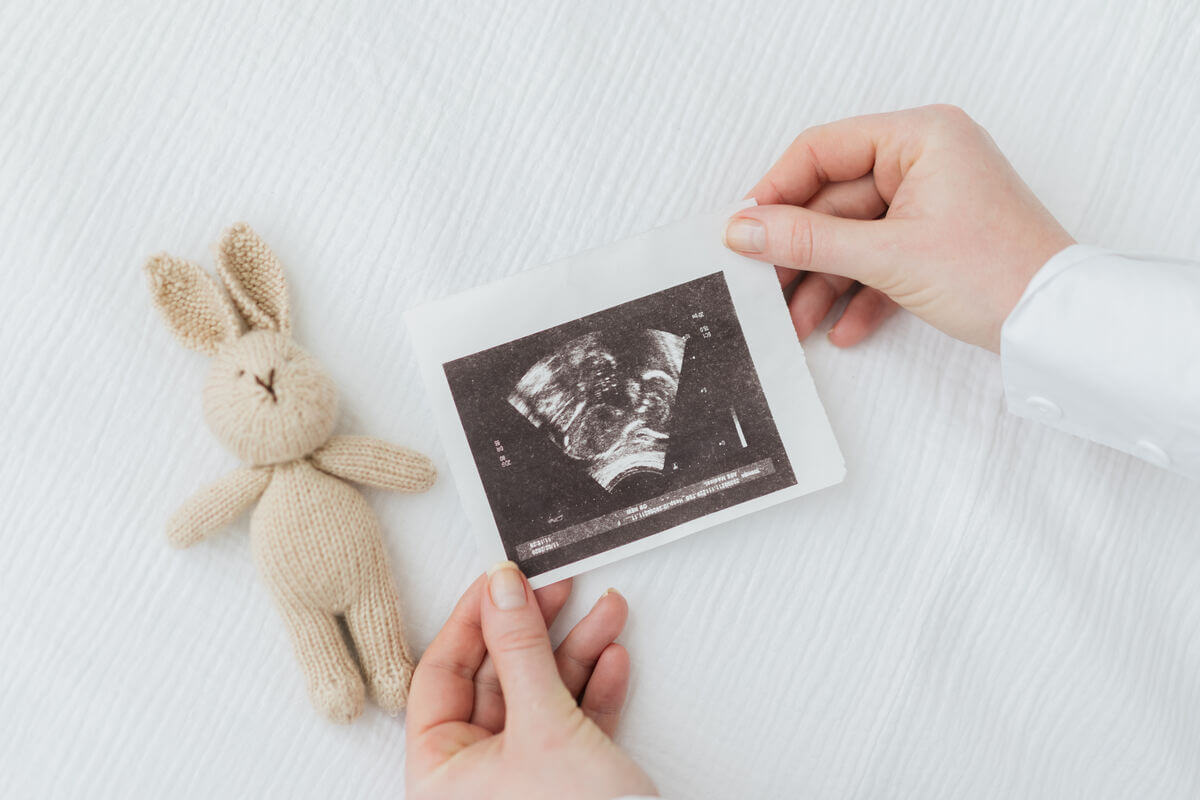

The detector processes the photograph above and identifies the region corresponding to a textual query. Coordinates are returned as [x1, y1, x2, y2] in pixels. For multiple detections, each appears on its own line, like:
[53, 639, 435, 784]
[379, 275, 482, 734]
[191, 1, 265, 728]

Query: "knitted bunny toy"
[145, 223, 435, 723]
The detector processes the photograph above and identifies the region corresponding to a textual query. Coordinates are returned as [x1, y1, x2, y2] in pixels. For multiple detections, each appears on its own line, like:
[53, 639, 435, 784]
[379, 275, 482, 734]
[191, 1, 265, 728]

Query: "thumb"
[724, 204, 897, 286]
[480, 561, 575, 730]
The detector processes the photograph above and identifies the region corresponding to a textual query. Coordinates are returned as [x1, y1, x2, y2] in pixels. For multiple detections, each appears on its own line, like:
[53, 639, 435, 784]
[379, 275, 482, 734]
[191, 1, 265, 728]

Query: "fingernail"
[602, 587, 621, 598]
[487, 561, 527, 610]
[724, 218, 766, 254]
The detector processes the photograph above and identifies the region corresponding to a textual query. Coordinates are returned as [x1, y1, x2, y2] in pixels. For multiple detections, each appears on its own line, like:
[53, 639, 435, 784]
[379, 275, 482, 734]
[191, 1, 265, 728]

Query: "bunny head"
[145, 223, 338, 466]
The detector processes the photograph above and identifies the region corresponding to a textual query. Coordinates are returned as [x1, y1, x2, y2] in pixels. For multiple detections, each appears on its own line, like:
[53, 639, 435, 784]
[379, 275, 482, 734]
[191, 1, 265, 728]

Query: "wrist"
[985, 233, 1076, 353]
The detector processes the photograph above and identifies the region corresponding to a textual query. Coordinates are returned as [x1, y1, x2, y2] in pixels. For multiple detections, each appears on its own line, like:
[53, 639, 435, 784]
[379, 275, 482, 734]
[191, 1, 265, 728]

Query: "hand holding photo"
[407, 205, 844, 587]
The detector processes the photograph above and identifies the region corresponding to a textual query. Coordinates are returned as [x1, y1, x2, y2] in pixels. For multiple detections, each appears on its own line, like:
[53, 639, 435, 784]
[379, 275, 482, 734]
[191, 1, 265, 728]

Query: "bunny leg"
[345, 570, 415, 714]
[278, 601, 365, 723]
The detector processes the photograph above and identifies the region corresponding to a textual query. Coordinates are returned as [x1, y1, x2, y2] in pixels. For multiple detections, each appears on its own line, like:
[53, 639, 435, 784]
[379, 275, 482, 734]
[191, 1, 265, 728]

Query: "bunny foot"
[308, 672, 365, 723]
[369, 660, 415, 715]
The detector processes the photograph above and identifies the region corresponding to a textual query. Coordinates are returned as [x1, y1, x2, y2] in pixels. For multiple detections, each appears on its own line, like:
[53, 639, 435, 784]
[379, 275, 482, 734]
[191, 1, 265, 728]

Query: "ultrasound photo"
[507, 329, 687, 492]
[442, 272, 797, 579]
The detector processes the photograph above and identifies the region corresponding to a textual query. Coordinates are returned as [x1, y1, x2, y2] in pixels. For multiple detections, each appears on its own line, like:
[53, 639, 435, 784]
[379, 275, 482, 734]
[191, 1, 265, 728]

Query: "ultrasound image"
[443, 272, 796, 579]
[507, 330, 687, 492]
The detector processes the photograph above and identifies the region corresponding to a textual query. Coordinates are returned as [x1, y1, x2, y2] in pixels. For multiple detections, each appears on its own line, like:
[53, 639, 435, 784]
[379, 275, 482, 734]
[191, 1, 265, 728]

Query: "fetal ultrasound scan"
[507, 328, 687, 492]
[443, 272, 797, 578]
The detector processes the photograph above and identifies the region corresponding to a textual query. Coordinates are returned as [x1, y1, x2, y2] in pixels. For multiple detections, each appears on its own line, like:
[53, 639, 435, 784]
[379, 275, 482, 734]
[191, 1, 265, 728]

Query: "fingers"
[740, 108, 951, 287]
[469, 578, 574, 733]
[747, 111, 900, 206]
[579, 643, 631, 738]
[472, 582, 626, 734]
[829, 286, 899, 347]
[725, 204, 902, 287]
[773, 175, 889, 289]
[777, 174, 890, 337]
[406, 574, 487, 738]
[555, 589, 628, 698]
[479, 562, 576, 730]
[534, 577, 575, 627]
[789, 273, 855, 339]
[805, 174, 888, 222]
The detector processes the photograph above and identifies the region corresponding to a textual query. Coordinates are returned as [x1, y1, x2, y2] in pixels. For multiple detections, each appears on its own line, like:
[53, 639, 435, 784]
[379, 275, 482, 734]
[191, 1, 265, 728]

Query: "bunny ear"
[215, 222, 290, 334]
[145, 254, 240, 355]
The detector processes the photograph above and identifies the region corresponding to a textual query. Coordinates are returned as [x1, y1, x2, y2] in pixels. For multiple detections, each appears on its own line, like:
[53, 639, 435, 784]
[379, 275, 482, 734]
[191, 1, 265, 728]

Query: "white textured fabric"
[3, 2, 1200, 799]
[1002, 245, 1200, 479]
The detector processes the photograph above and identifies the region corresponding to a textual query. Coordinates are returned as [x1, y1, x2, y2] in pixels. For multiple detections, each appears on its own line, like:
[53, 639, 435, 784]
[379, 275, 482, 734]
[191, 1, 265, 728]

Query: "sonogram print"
[442, 272, 796, 578]
[507, 330, 687, 492]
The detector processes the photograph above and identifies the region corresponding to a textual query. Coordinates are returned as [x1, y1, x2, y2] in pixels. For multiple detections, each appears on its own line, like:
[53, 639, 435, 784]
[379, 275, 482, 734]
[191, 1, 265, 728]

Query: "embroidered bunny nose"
[255, 368, 277, 401]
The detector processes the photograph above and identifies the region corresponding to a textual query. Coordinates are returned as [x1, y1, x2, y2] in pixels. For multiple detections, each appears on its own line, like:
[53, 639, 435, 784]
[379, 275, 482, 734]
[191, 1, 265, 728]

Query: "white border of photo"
[405, 202, 845, 588]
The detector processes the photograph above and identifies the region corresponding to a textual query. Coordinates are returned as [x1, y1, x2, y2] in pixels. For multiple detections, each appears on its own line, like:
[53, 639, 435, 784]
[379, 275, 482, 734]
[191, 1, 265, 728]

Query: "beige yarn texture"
[146, 223, 436, 722]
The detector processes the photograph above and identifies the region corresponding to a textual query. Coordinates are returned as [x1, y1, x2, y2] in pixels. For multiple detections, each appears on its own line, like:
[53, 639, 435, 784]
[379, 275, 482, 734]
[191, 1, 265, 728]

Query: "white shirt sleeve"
[1000, 244, 1200, 478]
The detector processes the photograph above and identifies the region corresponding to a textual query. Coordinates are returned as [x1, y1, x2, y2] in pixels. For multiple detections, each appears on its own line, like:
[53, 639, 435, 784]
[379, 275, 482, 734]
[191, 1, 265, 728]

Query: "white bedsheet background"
[3, 1, 1198, 797]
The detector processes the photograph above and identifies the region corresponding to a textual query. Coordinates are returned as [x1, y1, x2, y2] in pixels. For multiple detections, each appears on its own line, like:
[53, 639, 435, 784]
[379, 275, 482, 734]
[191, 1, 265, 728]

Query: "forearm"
[167, 465, 271, 547]
[310, 435, 436, 492]
[1001, 245, 1200, 478]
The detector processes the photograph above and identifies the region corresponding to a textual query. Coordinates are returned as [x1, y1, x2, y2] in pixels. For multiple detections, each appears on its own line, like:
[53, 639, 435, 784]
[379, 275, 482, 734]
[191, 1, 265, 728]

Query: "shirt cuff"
[1000, 244, 1200, 478]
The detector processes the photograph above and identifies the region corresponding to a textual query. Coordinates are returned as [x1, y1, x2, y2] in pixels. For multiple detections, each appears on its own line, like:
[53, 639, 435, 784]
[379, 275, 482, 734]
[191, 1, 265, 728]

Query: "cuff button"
[1134, 438, 1171, 468]
[1024, 395, 1062, 421]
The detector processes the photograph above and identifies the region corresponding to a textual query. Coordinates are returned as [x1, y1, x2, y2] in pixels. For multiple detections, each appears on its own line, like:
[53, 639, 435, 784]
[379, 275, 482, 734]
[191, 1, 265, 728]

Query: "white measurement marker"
[730, 406, 747, 447]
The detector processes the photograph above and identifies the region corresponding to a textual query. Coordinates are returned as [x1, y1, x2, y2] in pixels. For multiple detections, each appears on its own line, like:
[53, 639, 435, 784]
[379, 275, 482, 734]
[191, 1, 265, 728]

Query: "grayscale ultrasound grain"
[443, 272, 796, 578]
[507, 329, 687, 492]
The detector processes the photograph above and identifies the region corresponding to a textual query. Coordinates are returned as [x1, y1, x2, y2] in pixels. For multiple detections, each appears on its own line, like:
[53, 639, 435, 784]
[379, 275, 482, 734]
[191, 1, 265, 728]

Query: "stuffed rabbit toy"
[144, 223, 435, 723]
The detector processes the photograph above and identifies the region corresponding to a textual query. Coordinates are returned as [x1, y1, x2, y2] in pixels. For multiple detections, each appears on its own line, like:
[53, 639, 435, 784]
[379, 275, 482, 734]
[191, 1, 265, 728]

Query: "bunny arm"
[166, 466, 272, 548]
[309, 436, 436, 493]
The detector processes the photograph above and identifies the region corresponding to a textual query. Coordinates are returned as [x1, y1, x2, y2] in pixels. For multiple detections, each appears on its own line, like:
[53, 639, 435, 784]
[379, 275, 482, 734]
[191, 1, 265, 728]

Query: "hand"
[405, 563, 658, 800]
[724, 104, 1075, 352]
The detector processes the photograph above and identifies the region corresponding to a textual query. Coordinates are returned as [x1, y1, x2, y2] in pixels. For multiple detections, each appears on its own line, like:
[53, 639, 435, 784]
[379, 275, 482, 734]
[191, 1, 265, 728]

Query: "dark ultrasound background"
[443, 272, 796, 578]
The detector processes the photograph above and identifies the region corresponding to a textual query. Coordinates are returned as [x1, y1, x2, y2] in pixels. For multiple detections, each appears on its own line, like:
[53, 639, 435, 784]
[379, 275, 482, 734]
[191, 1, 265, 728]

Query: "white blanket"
[3, 1, 1198, 797]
